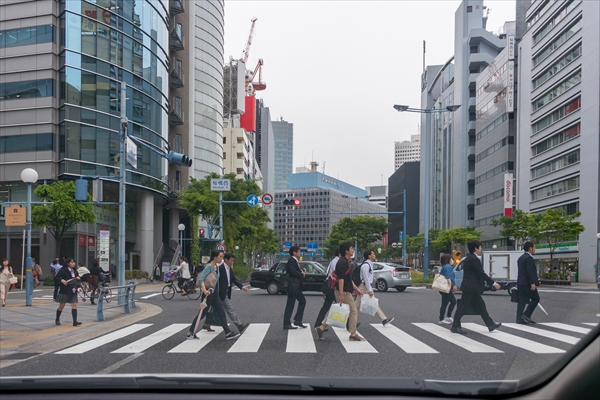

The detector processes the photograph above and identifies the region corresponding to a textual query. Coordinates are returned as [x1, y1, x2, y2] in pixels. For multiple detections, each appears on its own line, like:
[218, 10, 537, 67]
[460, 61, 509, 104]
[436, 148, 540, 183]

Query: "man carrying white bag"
[326, 302, 350, 328]
[355, 250, 394, 326]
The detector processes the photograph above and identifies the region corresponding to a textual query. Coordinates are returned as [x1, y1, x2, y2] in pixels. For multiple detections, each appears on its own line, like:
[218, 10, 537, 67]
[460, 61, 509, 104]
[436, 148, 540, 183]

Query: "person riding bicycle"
[174, 256, 191, 296]
[88, 259, 101, 305]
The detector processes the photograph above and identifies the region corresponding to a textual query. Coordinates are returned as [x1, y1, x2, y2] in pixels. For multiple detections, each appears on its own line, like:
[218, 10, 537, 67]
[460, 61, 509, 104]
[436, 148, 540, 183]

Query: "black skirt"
[55, 292, 78, 304]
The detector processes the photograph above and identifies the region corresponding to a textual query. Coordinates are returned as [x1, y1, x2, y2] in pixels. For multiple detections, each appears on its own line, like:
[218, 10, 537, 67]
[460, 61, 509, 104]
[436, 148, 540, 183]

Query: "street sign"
[307, 242, 318, 250]
[310, 252, 315, 257]
[98, 230, 110, 271]
[216, 243, 226, 252]
[399, 231, 404, 241]
[280, 252, 286, 257]
[210, 178, 231, 191]
[4, 205, 26, 226]
[261, 193, 273, 205]
[246, 194, 259, 207]
[301, 252, 305, 257]
[126, 137, 137, 169]
[283, 241, 292, 248]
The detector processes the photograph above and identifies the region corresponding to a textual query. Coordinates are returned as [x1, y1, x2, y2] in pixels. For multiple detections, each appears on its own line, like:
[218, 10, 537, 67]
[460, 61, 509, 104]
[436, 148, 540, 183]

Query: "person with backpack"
[354, 250, 394, 326]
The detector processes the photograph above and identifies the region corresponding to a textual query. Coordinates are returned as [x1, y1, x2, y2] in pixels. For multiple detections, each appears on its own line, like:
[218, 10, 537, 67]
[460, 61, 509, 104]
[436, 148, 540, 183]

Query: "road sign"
[283, 241, 292, 248]
[307, 242, 318, 250]
[246, 194, 259, 207]
[261, 193, 273, 205]
[300, 252, 305, 257]
[4, 205, 26, 226]
[210, 179, 231, 191]
[310, 252, 315, 257]
[216, 243, 226, 252]
[280, 252, 286, 257]
[126, 137, 137, 169]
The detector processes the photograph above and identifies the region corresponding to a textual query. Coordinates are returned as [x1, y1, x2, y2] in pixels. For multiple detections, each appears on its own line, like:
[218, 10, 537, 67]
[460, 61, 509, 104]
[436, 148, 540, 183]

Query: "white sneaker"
[438, 319, 451, 325]
[444, 317, 454, 323]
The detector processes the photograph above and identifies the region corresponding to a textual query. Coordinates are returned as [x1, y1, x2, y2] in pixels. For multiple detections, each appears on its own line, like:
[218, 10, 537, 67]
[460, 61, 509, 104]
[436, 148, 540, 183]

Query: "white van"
[453, 251, 523, 294]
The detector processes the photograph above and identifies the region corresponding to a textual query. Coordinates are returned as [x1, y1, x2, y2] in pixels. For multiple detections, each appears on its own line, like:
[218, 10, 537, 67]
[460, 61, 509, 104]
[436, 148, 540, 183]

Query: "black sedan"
[249, 261, 328, 294]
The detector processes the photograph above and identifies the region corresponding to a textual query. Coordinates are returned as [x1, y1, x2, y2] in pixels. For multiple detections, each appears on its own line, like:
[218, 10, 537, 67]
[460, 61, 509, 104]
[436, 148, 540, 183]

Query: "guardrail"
[96, 282, 137, 321]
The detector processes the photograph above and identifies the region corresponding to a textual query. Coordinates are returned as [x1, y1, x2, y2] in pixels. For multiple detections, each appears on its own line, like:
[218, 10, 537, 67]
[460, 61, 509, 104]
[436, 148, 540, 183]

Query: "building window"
[0, 133, 54, 153]
[532, 70, 581, 111]
[532, 97, 580, 134]
[477, 114, 508, 140]
[0, 79, 54, 100]
[0, 24, 54, 48]
[533, 43, 582, 89]
[533, 0, 581, 45]
[531, 123, 580, 156]
[175, 171, 181, 191]
[531, 176, 580, 201]
[470, 46, 478, 54]
[533, 18, 582, 67]
[531, 150, 580, 179]
[467, 5, 473, 12]
[223, 152, 226, 160]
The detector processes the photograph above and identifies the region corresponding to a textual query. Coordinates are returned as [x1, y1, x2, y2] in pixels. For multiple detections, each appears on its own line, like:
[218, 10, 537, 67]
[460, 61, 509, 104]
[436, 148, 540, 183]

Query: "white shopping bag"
[360, 295, 379, 316]
[326, 303, 350, 328]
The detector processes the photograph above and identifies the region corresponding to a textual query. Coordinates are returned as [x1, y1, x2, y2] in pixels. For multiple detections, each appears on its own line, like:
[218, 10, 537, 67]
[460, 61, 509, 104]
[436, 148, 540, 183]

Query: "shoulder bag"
[204, 269, 218, 290]
[432, 273, 451, 293]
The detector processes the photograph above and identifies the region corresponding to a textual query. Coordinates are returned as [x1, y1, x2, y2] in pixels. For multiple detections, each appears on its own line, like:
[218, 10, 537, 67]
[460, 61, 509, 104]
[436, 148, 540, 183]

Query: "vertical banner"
[98, 230, 110, 271]
[507, 35, 515, 60]
[504, 173, 513, 217]
[506, 60, 515, 113]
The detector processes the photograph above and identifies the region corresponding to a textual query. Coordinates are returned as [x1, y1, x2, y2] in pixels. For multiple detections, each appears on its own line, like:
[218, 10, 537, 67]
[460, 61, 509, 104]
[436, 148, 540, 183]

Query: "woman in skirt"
[55, 258, 83, 326]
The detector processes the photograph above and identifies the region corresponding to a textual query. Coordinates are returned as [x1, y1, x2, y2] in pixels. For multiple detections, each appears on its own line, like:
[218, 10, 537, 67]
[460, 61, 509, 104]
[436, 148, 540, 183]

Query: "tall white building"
[394, 134, 421, 170]
[516, 0, 599, 283]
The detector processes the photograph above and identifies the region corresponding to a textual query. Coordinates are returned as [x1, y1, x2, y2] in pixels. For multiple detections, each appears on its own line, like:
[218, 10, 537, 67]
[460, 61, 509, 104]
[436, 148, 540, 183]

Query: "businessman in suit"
[218, 253, 250, 334]
[283, 245, 306, 329]
[516, 241, 540, 324]
[451, 240, 502, 335]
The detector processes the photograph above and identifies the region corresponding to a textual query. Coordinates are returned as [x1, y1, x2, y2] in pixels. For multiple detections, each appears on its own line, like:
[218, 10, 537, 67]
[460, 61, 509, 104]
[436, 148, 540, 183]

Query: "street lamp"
[21, 168, 38, 307]
[394, 103, 461, 279]
[178, 223, 185, 258]
[235, 245, 239, 267]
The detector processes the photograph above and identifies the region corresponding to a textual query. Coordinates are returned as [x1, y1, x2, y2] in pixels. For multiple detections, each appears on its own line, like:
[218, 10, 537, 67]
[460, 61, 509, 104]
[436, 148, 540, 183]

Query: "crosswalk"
[54, 321, 597, 356]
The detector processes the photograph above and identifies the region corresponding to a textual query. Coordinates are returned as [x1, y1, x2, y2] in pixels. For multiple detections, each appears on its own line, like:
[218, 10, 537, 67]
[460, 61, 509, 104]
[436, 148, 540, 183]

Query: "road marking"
[8, 290, 43, 294]
[407, 287, 427, 290]
[413, 323, 503, 353]
[539, 323, 591, 334]
[56, 324, 152, 354]
[462, 323, 565, 354]
[139, 293, 162, 299]
[97, 353, 143, 374]
[537, 289, 600, 294]
[112, 324, 189, 353]
[168, 328, 223, 353]
[503, 323, 580, 345]
[228, 323, 269, 353]
[286, 323, 317, 353]
[331, 327, 377, 353]
[372, 324, 438, 353]
[582, 323, 598, 327]
[249, 288, 260, 291]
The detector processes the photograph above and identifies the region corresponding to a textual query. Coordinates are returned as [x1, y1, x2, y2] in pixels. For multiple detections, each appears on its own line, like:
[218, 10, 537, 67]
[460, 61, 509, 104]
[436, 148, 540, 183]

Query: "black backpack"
[351, 261, 363, 287]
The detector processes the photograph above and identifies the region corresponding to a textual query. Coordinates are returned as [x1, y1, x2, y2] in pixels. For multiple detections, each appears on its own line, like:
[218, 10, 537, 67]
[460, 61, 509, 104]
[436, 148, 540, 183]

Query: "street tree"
[431, 227, 482, 254]
[32, 181, 96, 257]
[535, 209, 584, 264]
[323, 216, 389, 259]
[491, 209, 541, 250]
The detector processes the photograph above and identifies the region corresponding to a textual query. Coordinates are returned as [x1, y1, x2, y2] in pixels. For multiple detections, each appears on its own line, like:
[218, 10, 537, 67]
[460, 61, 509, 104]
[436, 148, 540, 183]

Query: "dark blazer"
[460, 253, 494, 294]
[218, 263, 244, 300]
[56, 266, 79, 295]
[285, 257, 303, 289]
[517, 252, 538, 286]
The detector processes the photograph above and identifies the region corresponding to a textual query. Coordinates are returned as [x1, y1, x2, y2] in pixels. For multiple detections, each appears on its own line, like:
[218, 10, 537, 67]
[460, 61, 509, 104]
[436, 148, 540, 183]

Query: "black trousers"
[451, 291, 494, 329]
[283, 290, 306, 326]
[189, 293, 231, 334]
[516, 285, 540, 321]
[439, 291, 457, 321]
[315, 287, 336, 328]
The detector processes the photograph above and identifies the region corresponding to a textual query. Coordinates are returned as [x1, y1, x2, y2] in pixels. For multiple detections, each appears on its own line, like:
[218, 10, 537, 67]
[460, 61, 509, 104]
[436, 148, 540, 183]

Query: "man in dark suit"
[218, 253, 250, 334]
[283, 245, 306, 329]
[516, 241, 540, 324]
[451, 240, 502, 335]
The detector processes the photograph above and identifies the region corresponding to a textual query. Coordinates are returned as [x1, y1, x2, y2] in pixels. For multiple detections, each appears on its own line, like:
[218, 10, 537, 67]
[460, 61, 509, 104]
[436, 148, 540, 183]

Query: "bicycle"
[161, 275, 201, 300]
[89, 275, 112, 304]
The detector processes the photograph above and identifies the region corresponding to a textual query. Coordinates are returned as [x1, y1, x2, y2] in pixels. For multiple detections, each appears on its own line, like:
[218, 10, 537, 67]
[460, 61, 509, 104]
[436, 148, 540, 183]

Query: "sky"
[223, 0, 517, 190]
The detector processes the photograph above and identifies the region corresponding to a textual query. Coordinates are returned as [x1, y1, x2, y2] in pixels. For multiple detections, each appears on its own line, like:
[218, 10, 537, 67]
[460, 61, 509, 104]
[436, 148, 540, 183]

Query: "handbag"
[360, 295, 379, 316]
[432, 273, 451, 293]
[8, 276, 18, 284]
[204, 269, 218, 290]
[326, 303, 350, 328]
[284, 275, 301, 294]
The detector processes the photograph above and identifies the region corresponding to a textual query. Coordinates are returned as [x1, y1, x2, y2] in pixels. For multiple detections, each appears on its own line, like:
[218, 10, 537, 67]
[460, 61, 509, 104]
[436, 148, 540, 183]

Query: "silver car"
[372, 262, 412, 292]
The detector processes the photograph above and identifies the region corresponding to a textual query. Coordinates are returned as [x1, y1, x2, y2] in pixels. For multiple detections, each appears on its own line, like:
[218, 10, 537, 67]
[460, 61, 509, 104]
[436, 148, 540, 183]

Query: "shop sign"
[535, 242, 578, 255]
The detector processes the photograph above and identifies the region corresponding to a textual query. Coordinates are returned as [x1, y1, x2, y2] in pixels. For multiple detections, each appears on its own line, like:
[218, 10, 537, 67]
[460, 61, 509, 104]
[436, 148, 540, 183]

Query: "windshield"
[0, 0, 598, 398]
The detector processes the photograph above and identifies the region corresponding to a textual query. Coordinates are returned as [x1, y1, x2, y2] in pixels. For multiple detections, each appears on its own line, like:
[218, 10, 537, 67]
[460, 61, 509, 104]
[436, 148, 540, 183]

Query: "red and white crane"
[239, 17, 266, 94]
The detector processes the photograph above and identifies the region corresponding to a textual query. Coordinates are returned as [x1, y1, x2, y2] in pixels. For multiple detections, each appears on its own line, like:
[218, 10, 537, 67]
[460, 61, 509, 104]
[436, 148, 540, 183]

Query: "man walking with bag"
[354, 250, 394, 326]
[314, 247, 339, 330]
[451, 240, 501, 335]
[219, 253, 250, 334]
[516, 241, 540, 324]
[283, 245, 306, 329]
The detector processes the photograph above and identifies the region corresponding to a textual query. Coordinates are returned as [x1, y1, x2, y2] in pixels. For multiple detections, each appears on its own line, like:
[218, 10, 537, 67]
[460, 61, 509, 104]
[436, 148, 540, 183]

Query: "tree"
[431, 227, 481, 255]
[323, 216, 389, 259]
[535, 209, 584, 264]
[31, 181, 96, 257]
[491, 209, 541, 250]
[405, 233, 424, 267]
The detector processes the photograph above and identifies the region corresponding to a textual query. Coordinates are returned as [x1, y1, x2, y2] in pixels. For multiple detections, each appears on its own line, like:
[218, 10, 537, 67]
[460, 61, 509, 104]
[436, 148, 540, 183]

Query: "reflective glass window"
[0, 79, 55, 100]
[0, 25, 54, 48]
[0, 134, 55, 153]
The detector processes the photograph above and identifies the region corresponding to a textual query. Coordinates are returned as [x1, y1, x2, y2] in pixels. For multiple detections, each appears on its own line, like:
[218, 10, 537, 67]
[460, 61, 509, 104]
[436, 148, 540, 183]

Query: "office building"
[272, 117, 293, 191]
[366, 185, 388, 207]
[394, 134, 420, 170]
[388, 162, 420, 244]
[516, 0, 599, 282]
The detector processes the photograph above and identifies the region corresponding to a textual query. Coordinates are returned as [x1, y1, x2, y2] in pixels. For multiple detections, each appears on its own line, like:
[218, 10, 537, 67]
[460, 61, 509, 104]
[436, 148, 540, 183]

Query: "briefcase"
[509, 287, 531, 304]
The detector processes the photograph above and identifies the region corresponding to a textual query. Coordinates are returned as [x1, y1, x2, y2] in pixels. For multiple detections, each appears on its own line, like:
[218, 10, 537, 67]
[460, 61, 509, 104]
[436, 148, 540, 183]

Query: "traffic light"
[199, 228, 205, 238]
[166, 150, 192, 167]
[453, 250, 461, 265]
[74, 178, 89, 201]
[282, 198, 301, 206]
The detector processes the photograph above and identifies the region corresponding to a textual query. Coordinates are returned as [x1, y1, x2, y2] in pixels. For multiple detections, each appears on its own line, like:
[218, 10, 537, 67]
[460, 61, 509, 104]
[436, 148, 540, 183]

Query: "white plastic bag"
[326, 303, 350, 328]
[360, 295, 379, 316]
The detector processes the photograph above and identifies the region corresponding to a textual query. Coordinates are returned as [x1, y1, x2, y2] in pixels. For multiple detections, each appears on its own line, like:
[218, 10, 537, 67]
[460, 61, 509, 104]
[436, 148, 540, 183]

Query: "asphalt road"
[2, 284, 599, 381]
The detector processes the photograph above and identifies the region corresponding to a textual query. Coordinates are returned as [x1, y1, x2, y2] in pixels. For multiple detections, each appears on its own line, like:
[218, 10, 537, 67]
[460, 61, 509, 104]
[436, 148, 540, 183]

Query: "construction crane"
[241, 17, 257, 64]
[239, 17, 266, 95]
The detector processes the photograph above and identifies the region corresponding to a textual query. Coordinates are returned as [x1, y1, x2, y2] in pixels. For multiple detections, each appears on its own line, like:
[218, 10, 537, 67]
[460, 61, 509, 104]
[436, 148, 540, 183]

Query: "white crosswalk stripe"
[331, 326, 377, 353]
[228, 323, 269, 353]
[112, 324, 189, 353]
[503, 323, 580, 345]
[249, 288, 260, 291]
[582, 323, 598, 327]
[56, 324, 152, 354]
[168, 328, 224, 353]
[286, 323, 317, 353]
[539, 323, 591, 335]
[139, 293, 162, 299]
[372, 324, 438, 353]
[462, 323, 565, 354]
[413, 323, 503, 353]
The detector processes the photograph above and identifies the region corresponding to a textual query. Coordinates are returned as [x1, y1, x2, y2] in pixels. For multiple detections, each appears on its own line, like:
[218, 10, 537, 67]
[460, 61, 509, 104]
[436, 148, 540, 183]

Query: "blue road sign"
[310, 251, 315, 257]
[283, 241, 292, 248]
[246, 194, 259, 207]
[280, 252, 286, 257]
[300, 252, 305, 257]
[307, 242, 318, 250]
[399, 231, 404, 241]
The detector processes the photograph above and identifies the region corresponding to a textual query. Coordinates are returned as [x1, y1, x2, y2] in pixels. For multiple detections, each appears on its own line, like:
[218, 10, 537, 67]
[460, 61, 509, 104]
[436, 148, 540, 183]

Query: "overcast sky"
[223, 0, 517, 190]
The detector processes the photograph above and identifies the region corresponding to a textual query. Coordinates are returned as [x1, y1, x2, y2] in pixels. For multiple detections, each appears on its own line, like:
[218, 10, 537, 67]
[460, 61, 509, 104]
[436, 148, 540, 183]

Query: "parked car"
[372, 262, 412, 292]
[249, 261, 327, 294]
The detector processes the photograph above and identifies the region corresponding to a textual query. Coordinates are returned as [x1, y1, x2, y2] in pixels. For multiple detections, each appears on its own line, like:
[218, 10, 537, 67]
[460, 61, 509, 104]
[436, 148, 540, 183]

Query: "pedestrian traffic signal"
[282, 198, 301, 206]
[166, 150, 192, 167]
[199, 228, 205, 238]
[453, 250, 461, 265]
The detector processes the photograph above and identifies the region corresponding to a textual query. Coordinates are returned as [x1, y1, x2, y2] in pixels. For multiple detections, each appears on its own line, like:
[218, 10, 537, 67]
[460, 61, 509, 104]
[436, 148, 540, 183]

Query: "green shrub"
[410, 269, 435, 283]
[233, 265, 250, 279]
[125, 270, 151, 280]
[541, 272, 565, 280]
[44, 276, 55, 286]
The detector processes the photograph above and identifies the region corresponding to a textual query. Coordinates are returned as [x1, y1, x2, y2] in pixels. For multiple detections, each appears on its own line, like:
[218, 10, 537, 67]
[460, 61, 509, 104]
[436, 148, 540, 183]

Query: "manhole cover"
[1, 353, 40, 360]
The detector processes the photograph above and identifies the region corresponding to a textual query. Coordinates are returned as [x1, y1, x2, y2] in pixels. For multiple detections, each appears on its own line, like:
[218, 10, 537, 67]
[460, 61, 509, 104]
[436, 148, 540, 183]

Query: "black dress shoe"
[283, 325, 297, 330]
[451, 327, 467, 335]
[293, 322, 307, 328]
[516, 319, 530, 325]
[521, 315, 536, 324]
[488, 322, 502, 332]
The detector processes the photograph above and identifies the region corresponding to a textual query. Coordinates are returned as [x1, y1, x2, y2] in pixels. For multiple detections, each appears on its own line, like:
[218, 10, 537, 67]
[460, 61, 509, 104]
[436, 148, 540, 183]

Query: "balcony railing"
[169, 98, 184, 125]
[169, 63, 184, 88]
[170, 24, 184, 51]
[169, 0, 184, 14]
